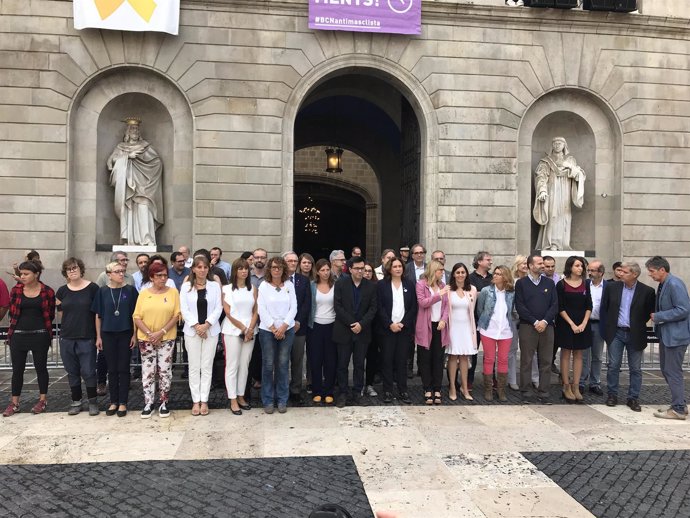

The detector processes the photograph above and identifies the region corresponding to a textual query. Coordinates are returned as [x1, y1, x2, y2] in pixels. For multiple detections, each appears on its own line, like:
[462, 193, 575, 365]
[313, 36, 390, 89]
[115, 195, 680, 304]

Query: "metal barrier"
[0, 325, 189, 371]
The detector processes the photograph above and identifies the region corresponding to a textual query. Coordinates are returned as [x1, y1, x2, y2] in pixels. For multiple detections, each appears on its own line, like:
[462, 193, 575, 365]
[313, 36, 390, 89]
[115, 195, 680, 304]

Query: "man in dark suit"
[284, 251, 312, 405]
[580, 259, 607, 395]
[403, 243, 426, 378]
[600, 261, 655, 411]
[333, 256, 378, 407]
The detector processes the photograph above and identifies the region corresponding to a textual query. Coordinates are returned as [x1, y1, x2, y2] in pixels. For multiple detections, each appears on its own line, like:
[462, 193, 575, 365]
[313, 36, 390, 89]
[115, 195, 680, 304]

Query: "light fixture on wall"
[325, 147, 343, 173]
[299, 195, 320, 235]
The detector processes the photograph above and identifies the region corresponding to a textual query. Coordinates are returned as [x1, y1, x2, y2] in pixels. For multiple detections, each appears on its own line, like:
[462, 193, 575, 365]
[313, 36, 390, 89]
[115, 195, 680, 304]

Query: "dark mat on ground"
[0, 456, 373, 518]
[523, 450, 690, 518]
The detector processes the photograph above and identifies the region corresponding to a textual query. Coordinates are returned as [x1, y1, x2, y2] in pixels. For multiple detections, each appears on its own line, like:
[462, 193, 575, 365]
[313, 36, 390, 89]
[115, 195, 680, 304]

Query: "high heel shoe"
[562, 384, 576, 404]
[448, 390, 458, 402]
[461, 391, 474, 401]
[424, 392, 433, 405]
[572, 384, 584, 403]
[433, 392, 442, 405]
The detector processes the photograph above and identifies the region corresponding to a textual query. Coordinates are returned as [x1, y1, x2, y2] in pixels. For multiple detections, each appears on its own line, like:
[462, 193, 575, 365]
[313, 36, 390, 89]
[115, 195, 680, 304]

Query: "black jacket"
[377, 278, 418, 332]
[600, 280, 655, 351]
[291, 273, 312, 337]
[333, 276, 378, 344]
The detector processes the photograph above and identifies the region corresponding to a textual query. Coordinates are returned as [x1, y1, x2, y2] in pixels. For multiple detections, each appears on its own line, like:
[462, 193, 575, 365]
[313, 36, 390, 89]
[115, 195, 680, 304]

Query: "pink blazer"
[415, 279, 450, 349]
[448, 285, 478, 350]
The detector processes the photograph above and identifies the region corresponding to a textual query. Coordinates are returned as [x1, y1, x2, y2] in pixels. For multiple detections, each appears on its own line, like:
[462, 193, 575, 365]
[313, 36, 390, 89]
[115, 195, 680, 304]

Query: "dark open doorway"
[293, 181, 366, 260]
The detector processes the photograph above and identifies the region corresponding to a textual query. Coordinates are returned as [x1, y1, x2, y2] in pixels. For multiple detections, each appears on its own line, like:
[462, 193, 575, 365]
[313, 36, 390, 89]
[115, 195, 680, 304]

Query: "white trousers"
[185, 334, 217, 403]
[223, 334, 254, 399]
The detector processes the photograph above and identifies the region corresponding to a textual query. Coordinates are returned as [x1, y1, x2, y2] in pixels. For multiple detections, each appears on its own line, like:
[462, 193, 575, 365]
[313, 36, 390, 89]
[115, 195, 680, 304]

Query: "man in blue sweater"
[515, 254, 558, 403]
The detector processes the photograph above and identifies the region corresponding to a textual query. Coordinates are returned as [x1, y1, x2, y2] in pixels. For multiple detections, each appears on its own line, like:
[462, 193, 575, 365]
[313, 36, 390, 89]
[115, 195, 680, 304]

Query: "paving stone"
[0, 457, 373, 518]
[523, 450, 690, 518]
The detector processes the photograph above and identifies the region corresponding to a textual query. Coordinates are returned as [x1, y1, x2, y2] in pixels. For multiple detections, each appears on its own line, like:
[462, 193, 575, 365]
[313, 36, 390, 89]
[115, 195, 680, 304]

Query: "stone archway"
[68, 67, 193, 276]
[517, 88, 623, 266]
[281, 55, 439, 254]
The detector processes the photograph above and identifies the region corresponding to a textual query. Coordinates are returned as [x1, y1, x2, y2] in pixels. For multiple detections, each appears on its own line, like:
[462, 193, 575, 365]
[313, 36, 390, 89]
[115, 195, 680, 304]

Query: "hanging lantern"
[325, 147, 343, 173]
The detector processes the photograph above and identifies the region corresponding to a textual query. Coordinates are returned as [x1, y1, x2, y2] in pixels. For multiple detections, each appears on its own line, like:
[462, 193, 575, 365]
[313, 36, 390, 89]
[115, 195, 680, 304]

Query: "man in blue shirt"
[600, 261, 655, 411]
[168, 252, 190, 291]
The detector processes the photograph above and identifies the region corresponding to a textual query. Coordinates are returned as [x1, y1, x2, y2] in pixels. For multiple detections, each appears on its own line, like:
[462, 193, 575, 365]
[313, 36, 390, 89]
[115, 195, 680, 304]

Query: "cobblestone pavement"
[0, 368, 686, 412]
[523, 450, 690, 518]
[0, 456, 373, 518]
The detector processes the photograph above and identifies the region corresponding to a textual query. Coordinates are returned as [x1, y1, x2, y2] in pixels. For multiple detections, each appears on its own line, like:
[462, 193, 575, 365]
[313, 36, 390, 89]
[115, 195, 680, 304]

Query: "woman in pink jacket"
[415, 260, 450, 405]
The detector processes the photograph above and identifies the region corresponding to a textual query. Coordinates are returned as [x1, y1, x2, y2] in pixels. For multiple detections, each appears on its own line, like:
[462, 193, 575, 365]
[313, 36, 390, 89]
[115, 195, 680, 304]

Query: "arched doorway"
[292, 72, 423, 261]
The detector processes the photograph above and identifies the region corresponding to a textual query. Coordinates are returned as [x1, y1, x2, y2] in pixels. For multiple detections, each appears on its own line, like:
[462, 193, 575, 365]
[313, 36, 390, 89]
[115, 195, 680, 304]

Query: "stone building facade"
[1, 0, 690, 284]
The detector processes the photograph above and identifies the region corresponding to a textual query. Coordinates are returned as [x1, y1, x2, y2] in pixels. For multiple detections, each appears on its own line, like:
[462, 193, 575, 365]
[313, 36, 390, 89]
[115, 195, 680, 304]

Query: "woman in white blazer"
[179, 256, 223, 416]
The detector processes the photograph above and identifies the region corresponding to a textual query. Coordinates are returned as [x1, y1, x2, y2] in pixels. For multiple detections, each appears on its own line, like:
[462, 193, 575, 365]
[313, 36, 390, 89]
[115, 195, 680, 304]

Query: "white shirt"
[480, 289, 512, 340]
[314, 286, 335, 324]
[430, 288, 442, 322]
[375, 265, 385, 281]
[414, 263, 425, 281]
[221, 284, 256, 336]
[590, 280, 603, 320]
[391, 282, 405, 323]
[257, 280, 297, 331]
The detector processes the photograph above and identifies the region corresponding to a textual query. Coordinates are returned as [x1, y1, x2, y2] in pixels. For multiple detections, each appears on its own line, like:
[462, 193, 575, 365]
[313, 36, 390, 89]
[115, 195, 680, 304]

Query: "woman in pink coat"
[415, 260, 450, 405]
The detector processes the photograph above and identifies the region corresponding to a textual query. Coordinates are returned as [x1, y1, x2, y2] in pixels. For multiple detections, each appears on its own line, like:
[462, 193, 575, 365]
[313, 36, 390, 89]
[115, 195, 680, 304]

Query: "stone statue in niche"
[533, 136, 586, 251]
[107, 117, 164, 246]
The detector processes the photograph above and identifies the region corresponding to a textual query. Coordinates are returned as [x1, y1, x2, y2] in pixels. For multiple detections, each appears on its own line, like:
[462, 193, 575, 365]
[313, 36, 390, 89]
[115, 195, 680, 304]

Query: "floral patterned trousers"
[139, 339, 174, 406]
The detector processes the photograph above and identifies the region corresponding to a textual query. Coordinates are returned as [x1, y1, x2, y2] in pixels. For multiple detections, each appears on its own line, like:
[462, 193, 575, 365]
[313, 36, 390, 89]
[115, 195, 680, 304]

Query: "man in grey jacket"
[647, 256, 690, 420]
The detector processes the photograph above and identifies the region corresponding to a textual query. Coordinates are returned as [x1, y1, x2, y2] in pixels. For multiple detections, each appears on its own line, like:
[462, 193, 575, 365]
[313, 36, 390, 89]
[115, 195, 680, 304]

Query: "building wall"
[1, 0, 690, 284]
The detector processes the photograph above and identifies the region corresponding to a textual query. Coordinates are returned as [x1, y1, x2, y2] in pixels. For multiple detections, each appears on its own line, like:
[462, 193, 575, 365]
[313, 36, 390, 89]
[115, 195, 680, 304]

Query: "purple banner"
[309, 0, 421, 35]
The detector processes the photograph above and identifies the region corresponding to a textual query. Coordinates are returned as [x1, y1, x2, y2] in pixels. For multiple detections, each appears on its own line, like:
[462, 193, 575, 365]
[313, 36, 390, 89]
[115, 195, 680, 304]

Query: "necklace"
[109, 286, 123, 316]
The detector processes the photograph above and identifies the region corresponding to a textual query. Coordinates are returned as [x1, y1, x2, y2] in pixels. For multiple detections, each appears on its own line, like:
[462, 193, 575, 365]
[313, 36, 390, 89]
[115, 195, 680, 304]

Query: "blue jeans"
[259, 328, 295, 407]
[580, 321, 604, 388]
[659, 342, 688, 413]
[606, 329, 643, 399]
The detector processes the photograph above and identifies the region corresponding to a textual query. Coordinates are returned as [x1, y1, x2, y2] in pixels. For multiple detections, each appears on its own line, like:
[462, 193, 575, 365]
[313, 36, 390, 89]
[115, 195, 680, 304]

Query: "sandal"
[200, 402, 209, 416]
[191, 403, 200, 416]
[433, 392, 442, 405]
[424, 392, 433, 405]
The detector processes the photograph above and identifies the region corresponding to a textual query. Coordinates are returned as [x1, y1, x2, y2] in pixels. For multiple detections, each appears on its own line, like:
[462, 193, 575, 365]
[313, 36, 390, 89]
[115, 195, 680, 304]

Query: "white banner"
[73, 0, 180, 35]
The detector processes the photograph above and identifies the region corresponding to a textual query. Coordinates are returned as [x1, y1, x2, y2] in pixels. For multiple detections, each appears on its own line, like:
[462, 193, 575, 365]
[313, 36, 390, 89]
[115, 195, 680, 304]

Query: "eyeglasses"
[109, 270, 125, 275]
[66, 266, 80, 273]
[413, 251, 425, 255]
[118, 258, 129, 262]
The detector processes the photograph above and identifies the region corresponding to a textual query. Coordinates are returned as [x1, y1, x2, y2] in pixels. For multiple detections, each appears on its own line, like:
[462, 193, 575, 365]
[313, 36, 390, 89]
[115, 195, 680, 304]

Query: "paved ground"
[524, 450, 690, 518]
[0, 456, 373, 518]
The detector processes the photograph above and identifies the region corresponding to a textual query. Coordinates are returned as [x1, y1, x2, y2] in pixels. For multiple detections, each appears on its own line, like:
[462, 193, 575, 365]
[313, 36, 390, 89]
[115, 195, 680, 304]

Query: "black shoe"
[116, 409, 127, 418]
[521, 392, 536, 404]
[606, 394, 618, 407]
[589, 386, 604, 396]
[399, 392, 412, 404]
[238, 402, 252, 411]
[306, 384, 313, 394]
[351, 393, 362, 406]
[383, 392, 393, 404]
[105, 406, 117, 416]
[627, 398, 641, 412]
[336, 394, 347, 408]
[289, 393, 303, 406]
[536, 392, 552, 405]
[231, 408, 242, 416]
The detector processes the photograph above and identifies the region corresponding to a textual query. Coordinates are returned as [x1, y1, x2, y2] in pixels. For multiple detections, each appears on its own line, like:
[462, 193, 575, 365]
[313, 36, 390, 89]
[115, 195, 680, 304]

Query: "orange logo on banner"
[94, 0, 157, 22]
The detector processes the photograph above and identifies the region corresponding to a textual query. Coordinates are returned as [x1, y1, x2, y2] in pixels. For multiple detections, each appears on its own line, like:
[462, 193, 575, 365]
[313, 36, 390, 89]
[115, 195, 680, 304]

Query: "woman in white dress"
[447, 262, 477, 401]
[221, 257, 258, 415]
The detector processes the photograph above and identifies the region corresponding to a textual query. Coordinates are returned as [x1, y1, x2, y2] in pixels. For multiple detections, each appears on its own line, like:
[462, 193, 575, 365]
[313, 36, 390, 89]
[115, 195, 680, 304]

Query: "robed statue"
[533, 137, 586, 251]
[107, 117, 164, 246]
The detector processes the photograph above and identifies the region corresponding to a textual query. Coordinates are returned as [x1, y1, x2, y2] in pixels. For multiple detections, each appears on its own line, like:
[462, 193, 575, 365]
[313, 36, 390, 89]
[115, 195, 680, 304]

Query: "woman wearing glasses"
[133, 262, 180, 418]
[93, 262, 138, 417]
[56, 258, 100, 416]
[3, 260, 55, 417]
[257, 256, 297, 414]
[180, 256, 222, 416]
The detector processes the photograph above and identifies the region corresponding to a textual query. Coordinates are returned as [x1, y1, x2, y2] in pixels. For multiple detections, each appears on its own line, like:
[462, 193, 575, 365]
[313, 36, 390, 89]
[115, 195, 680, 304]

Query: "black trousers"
[10, 333, 50, 396]
[381, 328, 413, 394]
[418, 325, 444, 392]
[101, 330, 132, 405]
[336, 336, 369, 396]
[365, 331, 381, 386]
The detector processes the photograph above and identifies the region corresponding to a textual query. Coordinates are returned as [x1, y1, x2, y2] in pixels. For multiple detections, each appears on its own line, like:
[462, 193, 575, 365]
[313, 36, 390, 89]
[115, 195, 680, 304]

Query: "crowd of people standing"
[1, 246, 689, 421]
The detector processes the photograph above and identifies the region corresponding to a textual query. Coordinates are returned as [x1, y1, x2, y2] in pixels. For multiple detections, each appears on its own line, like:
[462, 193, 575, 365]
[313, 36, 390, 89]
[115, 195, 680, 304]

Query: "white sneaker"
[141, 404, 154, 419]
[364, 385, 378, 397]
[516, 0, 524, 6]
[158, 402, 170, 418]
